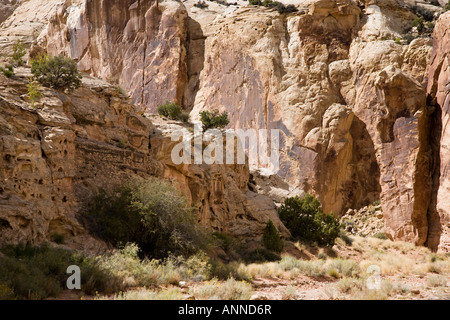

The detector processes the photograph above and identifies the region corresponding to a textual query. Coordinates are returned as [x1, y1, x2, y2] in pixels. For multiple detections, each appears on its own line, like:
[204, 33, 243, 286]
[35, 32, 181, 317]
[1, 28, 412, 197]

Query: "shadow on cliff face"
[348, 115, 381, 209]
[315, 115, 381, 216]
[425, 96, 442, 251]
[183, 17, 205, 111]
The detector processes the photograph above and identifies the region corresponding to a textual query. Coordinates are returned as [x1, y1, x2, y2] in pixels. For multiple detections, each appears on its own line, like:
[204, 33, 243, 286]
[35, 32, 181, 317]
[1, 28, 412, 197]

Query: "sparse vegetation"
[189, 278, 253, 300]
[263, 220, 283, 253]
[278, 194, 342, 247]
[0, 243, 117, 299]
[0, 64, 14, 78]
[199, 109, 229, 130]
[82, 177, 211, 258]
[248, 0, 297, 13]
[157, 102, 189, 122]
[445, 0, 450, 12]
[11, 40, 26, 67]
[31, 55, 82, 93]
[27, 77, 41, 107]
[194, 1, 209, 9]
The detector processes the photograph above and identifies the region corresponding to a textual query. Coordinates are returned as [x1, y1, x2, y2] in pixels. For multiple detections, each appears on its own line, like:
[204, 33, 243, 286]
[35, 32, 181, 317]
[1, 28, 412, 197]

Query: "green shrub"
[11, 40, 26, 67]
[0, 243, 115, 299]
[246, 248, 281, 263]
[248, 0, 297, 13]
[0, 64, 14, 78]
[82, 177, 210, 258]
[263, 220, 283, 253]
[194, 1, 209, 8]
[412, 17, 425, 32]
[278, 194, 342, 247]
[199, 109, 229, 130]
[411, 5, 434, 22]
[177, 111, 190, 122]
[31, 55, 82, 93]
[27, 77, 41, 107]
[157, 101, 182, 120]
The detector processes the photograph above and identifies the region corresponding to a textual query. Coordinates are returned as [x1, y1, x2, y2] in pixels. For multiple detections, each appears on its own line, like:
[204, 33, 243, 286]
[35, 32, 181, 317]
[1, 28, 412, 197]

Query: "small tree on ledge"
[31, 55, 82, 93]
[199, 109, 229, 131]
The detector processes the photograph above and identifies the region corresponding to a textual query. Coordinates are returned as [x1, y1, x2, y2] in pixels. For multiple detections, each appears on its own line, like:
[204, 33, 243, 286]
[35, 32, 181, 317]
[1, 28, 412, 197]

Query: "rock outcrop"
[0, 66, 288, 247]
[1, 0, 449, 251]
[0, 68, 156, 249]
[427, 11, 450, 252]
[42, 0, 188, 113]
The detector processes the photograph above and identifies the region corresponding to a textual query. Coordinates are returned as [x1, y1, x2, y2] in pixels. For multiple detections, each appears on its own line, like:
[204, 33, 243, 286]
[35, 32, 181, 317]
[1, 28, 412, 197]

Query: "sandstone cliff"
[0, 67, 287, 248]
[1, 0, 449, 251]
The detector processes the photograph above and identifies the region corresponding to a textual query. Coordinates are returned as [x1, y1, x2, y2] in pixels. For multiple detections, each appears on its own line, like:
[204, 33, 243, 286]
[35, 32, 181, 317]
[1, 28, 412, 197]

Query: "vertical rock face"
[2, 0, 449, 250]
[43, 0, 188, 113]
[0, 70, 156, 249]
[0, 0, 22, 24]
[0, 0, 62, 57]
[427, 12, 450, 252]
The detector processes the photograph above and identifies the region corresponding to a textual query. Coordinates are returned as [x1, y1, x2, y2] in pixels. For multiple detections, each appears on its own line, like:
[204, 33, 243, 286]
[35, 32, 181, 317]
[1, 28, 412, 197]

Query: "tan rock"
[427, 12, 450, 252]
[42, 0, 188, 113]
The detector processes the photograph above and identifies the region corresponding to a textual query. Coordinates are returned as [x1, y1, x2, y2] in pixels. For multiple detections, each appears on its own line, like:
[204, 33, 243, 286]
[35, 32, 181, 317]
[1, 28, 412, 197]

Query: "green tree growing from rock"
[31, 55, 82, 93]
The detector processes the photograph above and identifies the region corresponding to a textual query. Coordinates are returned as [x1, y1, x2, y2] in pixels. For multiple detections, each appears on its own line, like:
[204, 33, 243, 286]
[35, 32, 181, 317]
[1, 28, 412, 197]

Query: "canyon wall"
[1, 0, 449, 250]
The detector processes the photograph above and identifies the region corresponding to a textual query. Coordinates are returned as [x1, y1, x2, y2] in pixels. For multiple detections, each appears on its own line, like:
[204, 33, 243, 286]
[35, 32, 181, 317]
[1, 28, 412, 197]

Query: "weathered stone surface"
[0, 0, 22, 24]
[427, 12, 450, 252]
[148, 115, 290, 238]
[0, 68, 155, 249]
[42, 0, 188, 113]
[0, 0, 62, 57]
[1, 0, 449, 252]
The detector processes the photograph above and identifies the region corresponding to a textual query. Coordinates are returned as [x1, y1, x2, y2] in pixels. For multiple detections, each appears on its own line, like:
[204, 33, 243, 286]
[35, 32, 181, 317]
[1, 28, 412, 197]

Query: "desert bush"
[280, 285, 298, 300]
[189, 278, 253, 300]
[194, 1, 209, 8]
[246, 248, 281, 263]
[373, 232, 388, 240]
[339, 231, 353, 246]
[11, 40, 26, 66]
[178, 111, 190, 122]
[82, 177, 210, 258]
[0, 64, 14, 78]
[263, 220, 284, 253]
[27, 77, 41, 107]
[111, 287, 184, 300]
[157, 102, 182, 119]
[199, 109, 229, 130]
[0, 243, 116, 299]
[278, 194, 342, 246]
[248, 0, 297, 13]
[427, 274, 447, 287]
[31, 55, 82, 93]
[411, 5, 434, 22]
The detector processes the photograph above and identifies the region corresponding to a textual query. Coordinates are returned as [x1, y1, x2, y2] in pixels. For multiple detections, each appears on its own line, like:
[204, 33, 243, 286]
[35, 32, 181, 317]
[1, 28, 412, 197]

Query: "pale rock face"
[0, 68, 156, 251]
[427, 12, 450, 252]
[358, 0, 416, 41]
[1, 0, 449, 251]
[148, 116, 290, 238]
[0, 0, 62, 57]
[43, 0, 188, 113]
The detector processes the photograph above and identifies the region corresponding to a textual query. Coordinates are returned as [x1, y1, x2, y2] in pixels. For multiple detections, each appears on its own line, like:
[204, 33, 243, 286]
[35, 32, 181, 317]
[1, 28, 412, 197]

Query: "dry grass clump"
[189, 278, 253, 300]
[103, 287, 184, 300]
